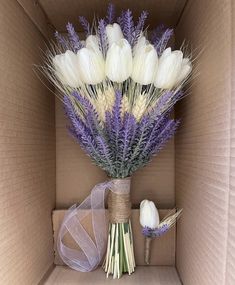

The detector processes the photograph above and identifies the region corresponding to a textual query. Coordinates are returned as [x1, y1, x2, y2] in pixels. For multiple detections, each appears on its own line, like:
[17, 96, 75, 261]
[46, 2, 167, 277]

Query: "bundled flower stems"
[103, 178, 135, 278]
[40, 3, 192, 279]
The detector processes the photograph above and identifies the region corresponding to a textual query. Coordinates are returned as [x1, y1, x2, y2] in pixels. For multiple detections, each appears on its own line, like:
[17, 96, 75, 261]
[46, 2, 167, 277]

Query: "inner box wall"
[175, 0, 235, 284]
[0, 1, 56, 284]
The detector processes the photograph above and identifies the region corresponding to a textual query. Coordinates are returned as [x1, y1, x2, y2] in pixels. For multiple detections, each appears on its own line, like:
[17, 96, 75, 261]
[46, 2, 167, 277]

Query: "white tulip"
[154, 48, 192, 89]
[105, 39, 132, 83]
[132, 43, 158, 85]
[85, 35, 100, 52]
[140, 200, 159, 229]
[106, 23, 124, 47]
[154, 48, 183, 89]
[77, 46, 105, 85]
[133, 36, 148, 56]
[53, 50, 81, 88]
[175, 58, 192, 86]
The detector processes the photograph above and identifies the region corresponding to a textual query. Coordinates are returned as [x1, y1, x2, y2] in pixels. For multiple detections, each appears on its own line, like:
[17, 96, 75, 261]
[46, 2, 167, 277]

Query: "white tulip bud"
[133, 36, 148, 56]
[132, 43, 158, 85]
[174, 58, 192, 86]
[106, 23, 124, 47]
[53, 50, 81, 88]
[105, 39, 132, 83]
[140, 200, 159, 229]
[154, 48, 183, 89]
[154, 48, 192, 90]
[77, 47, 105, 85]
[85, 35, 100, 52]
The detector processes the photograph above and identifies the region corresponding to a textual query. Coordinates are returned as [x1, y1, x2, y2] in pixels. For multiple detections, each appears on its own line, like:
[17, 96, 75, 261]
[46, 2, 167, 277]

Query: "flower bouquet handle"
[104, 178, 135, 277]
[57, 178, 134, 277]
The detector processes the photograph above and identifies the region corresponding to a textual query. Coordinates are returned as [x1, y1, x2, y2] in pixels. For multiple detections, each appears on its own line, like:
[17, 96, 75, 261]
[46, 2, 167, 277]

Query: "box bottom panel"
[44, 266, 181, 285]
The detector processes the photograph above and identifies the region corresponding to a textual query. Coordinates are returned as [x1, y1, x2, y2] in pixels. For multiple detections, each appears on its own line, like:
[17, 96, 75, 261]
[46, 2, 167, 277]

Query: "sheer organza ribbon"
[57, 179, 130, 272]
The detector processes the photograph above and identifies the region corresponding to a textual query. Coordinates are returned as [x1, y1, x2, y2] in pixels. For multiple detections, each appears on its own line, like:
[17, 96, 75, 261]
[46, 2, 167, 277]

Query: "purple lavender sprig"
[154, 91, 175, 116]
[106, 90, 122, 157]
[98, 18, 108, 56]
[118, 113, 137, 176]
[117, 10, 126, 31]
[142, 224, 169, 238]
[141, 114, 171, 155]
[64, 96, 93, 154]
[122, 10, 135, 46]
[66, 22, 83, 52]
[150, 24, 166, 45]
[147, 119, 180, 158]
[127, 113, 153, 167]
[54, 31, 69, 50]
[64, 95, 113, 173]
[71, 91, 101, 138]
[128, 113, 179, 175]
[106, 3, 115, 24]
[154, 28, 174, 56]
[96, 135, 114, 174]
[133, 11, 148, 45]
[78, 16, 91, 36]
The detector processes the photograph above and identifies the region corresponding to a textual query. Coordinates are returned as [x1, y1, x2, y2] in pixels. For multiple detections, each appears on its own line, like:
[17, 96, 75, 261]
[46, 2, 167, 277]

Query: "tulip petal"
[77, 47, 105, 85]
[132, 43, 158, 84]
[105, 39, 132, 83]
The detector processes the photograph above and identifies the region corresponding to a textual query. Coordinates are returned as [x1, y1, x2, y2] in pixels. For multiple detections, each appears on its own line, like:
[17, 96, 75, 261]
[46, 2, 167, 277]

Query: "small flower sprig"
[140, 200, 183, 264]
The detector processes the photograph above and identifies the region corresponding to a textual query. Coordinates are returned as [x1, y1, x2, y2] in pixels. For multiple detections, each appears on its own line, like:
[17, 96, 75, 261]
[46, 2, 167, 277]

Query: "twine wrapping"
[108, 177, 131, 223]
[57, 178, 131, 272]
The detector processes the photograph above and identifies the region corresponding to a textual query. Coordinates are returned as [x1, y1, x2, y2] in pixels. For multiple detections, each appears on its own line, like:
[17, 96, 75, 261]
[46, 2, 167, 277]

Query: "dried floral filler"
[40, 3, 192, 279]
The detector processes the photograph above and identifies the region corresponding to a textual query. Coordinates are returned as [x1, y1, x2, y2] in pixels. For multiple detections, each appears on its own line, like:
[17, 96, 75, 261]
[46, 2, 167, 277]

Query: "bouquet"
[40, 3, 192, 279]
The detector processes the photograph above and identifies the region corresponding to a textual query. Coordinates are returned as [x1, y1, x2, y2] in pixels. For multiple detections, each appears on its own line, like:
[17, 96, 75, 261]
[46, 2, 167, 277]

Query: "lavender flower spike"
[122, 9, 135, 46]
[150, 24, 165, 46]
[66, 22, 83, 52]
[98, 19, 108, 56]
[155, 28, 174, 56]
[133, 11, 148, 44]
[117, 10, 126, 30]
[109, 90, 122, 154]
[54, 31, 69, 50]
[142, 225, 169, 238]
[78, 16, 91, 36]
[106, 3, 115, 24]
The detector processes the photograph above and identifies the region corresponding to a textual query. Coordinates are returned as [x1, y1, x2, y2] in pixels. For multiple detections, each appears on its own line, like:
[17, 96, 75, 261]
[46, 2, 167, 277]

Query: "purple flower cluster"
[64, 90, 180, 178]
[78, 16, 91, 36]
[54, 3, 181, 178]
[142, 224, 169, 238]
[54, 3, 173, 55]
[98, 19, 108, 56]
[66, 22, 83, 52]
[106, 3, 115, 24]
[151, 24, 174, 55]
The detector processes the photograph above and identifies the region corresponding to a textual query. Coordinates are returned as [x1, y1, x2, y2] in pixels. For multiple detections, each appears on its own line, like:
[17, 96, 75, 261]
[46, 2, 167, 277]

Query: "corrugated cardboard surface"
[175, 0, 233, 284]
[56, 99, 176, 209]
[39, 0, 186, 32]
[16, 0, 50, 38]
[44, 266, 181, 285]
[0, 1, 56, 284]
[53, 209, 175, 266]
[226, 1, 235, 284]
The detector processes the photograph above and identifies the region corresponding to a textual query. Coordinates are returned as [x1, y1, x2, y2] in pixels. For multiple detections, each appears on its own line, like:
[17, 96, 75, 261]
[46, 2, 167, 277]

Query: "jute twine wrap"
[108, 177, 131, 223]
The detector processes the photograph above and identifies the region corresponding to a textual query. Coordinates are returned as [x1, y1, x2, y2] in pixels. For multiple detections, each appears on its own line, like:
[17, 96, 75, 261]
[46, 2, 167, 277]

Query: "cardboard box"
[0, 0, 235, 284]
